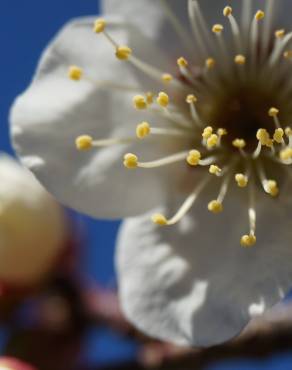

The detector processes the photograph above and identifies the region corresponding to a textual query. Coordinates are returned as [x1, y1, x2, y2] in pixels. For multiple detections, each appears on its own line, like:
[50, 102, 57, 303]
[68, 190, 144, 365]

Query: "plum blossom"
[9, 0, 292, 346]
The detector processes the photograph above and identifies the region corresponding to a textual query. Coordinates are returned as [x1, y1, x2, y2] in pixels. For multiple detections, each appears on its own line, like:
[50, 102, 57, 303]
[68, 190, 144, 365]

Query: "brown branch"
[82, 303, 292, 370]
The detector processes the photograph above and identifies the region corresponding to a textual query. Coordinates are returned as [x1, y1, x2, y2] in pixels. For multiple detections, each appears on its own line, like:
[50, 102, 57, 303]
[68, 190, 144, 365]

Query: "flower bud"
[0, 155, 67, 287]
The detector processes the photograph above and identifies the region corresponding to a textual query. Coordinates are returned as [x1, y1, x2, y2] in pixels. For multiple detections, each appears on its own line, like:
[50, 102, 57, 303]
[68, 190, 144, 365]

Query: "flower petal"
[10, 17, 172, 219]
[117, 189, 292, 347]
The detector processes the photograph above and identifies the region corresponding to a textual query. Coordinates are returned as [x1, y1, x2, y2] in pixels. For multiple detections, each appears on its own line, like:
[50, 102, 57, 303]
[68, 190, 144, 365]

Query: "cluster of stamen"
[69, 2, 292, 248]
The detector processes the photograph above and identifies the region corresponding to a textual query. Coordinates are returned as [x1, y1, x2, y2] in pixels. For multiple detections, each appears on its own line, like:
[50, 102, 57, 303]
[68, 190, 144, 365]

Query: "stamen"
[235, 173, 248, 188]
[217, 128, 228, 146]
[234, 55, 246, 65]
[124, 151, 189, 169]
[93, 20, 186, 88]
[208, 200, 223, 214]
[212, 24, 224, 34]
[208, 173, 232, 214]
[152, 175, 210, 226]
[146, 92, 154, 105]
[241, 181, 257, 247]
[257, 162, 279, 197]
[177, 57, 197, 85]
[202, 126, 213, 140]
[273, 128, 284, 144]
[93, 18, 106, 34]
[162, 73, 173, 83]
[186, 94, 203, 127]
[223, 6, 243, 53]
[123, 153, 138, 169]
[136, 122, 150, 139]
[75, 135, 93, 151]
[275, 29, 285, 39]
[157, 92, 169, 108]
[115, 46, 132, 61]
[233, 139, 247, 157]
[207, 134, 219, 149]
[232, 138, 246, 149]
[76, 135, 135, 151]
[68, 66, 83, 81]
[250, 10, 265, 66]
[186, 150, 201, 166]
[280, 147, 292, 161]
[253, 128, 273, 158]
[269, 31, 292, 66]
[209, 164, 222, 176]
[205, 58, 216, 69]
[133, 95, 148, 110]
[212, 23, 230, 67]
[136, 118, 191, 139]
[268, 107, 281, 129]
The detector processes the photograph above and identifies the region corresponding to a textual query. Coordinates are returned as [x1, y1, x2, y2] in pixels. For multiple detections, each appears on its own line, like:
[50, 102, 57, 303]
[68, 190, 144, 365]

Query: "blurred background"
[1, 1, 292, 369]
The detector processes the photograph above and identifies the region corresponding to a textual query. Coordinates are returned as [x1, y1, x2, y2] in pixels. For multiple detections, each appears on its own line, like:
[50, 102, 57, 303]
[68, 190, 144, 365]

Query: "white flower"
[0, 154, 66, 286]
[9, 0, 292, 346]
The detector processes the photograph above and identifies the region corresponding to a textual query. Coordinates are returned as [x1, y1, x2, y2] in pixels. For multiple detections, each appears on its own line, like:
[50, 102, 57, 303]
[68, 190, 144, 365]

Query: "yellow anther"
[152, 214, 168, 226]
[146, 92, 154, 105]
[275, 29, 285, 39]
[285, 126, 292, 136]
[285, 127, 292, 137]
[280, 147, 292, 161]
[157, 92, 169, 108]
[256, 128, 270, 146]
[133, 95, 147, 110]
[265, 180, 279, 197]
[177, 57, 188, 68]
[268, 107, 279, 117]
[187, 150, 201, 166]
[234, 55, 246, 65]
[162, 73, 173, 83]
[284, 50, 292, 60]
[235, 173, 248, 188]
[212, 24, 224, 34]
[273, 128, 284, 144]
[209, 165, 221, 176]
[207, 134, 219, 148]
[93, 18, 106, 33]
[208, 200, 223, 214]
[232, 138, 246, 149]
[223, 6, 232, 17]
[217, 128, 227, 136]
[115, 46, 132, 60]
[186, 94, 197, 104]
[68, 66, 83, 81]
[136, 122, 150, 139]
[123, 153, 138, 169]
[255, 10, 265, 21]
[241, 234, 256, 248]
[206, 58, 216, 69]
[202, 126, 213, 140]
[75, 135, 93, 151]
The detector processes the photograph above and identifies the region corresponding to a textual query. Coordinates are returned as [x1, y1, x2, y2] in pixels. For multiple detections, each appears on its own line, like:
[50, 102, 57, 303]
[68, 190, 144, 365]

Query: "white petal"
[117, 189, 292, 347]
[0, 154, 66, 286]
[10, 17, 172, 219]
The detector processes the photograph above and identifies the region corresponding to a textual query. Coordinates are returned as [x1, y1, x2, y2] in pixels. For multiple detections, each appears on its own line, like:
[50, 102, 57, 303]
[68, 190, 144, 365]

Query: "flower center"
[69, 1, 292, 248]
